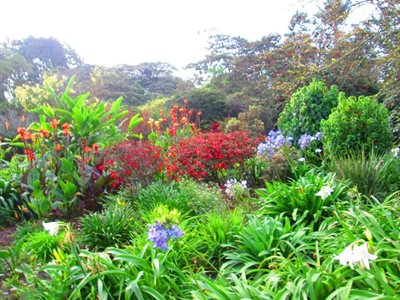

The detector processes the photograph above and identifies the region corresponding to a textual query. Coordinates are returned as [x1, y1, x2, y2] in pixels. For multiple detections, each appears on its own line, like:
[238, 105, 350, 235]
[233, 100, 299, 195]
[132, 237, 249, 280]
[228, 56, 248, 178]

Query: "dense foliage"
[321, 94, 392, 156]
[278, 79, 340, 142]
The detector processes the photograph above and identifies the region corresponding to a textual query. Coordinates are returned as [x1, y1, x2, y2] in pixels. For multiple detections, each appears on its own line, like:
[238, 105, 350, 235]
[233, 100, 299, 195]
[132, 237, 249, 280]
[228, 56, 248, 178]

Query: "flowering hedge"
[165, 131, 256, 181]
[98, 140, 164, 187]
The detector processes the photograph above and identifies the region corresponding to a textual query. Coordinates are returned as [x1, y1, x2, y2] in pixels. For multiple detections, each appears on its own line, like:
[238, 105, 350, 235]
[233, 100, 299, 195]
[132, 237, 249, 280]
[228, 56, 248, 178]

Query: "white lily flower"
[352, 243, 377, 270]
[315, 186, 333, 199]
[334, 242, 377, 270]
[42, 221, 61, 236]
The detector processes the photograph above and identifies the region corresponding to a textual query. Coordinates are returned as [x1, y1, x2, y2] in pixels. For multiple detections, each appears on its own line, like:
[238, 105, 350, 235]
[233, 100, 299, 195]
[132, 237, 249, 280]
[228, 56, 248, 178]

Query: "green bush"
[321, 95, 393, 156]
[256, 171, 349, 225]
[278, 79, 340, 143]
[79, 202, 140, 251]
[129, 179, 226, 216]
[22, 230, 68, 262]
[326, 151, 399, 198]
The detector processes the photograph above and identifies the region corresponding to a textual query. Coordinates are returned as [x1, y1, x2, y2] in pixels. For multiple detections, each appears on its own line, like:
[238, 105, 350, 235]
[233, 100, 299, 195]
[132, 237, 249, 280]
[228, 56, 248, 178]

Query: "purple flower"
[257, 130, 293, 157]
[147, 221, 184, 250]
[298, 134, 313, 150]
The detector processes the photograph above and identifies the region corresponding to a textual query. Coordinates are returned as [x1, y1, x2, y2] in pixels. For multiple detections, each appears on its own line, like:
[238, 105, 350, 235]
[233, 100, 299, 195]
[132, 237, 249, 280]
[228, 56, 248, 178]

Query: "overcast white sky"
[1, 0, 312, 72]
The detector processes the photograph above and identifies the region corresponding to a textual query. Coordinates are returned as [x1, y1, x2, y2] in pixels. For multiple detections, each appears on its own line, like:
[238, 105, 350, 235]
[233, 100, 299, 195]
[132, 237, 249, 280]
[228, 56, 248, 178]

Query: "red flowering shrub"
[165, 131, 256, 181]
[98, 140, 164, 187]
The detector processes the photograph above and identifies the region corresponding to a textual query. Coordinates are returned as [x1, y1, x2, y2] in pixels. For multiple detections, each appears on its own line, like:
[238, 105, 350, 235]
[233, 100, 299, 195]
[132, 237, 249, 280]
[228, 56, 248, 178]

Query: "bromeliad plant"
[11, 79, 142, 218]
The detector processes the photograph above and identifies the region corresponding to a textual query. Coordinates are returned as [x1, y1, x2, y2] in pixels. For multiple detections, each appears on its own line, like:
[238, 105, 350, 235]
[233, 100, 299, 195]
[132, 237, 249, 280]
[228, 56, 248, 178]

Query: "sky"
[1, 0, 311, 74]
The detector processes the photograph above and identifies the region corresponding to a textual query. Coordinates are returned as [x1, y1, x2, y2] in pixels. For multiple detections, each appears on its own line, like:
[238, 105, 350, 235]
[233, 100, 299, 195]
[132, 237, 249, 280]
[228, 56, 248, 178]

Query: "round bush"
[321, 95, 393, 156]
[277, 79, 340, 143]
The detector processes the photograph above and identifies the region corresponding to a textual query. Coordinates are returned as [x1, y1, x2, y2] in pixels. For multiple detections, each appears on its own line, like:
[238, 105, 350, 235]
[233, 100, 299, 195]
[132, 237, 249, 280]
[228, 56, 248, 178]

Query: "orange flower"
[20, 115, 26, 122]
[40, 128, 50, 138]
[17, 127, 25, 136]
[92, 143, 99, 151]
[84, 146, 91, 153]
[183, 98, 189, 105]
[61, 123, 71, 136]
[56, 144, 62, 151]
[180, 117, 188, 125]
[50, 119, 59, 130]
[197, 111, 202, 117]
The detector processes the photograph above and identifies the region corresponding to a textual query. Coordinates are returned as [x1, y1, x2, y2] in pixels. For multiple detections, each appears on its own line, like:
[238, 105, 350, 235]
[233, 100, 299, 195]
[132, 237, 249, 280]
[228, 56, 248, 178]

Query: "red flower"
[56, 144, 62, 151]
[98, 165, 105, 172]
[24, 148, 35, 161]
[84, 146, 92, 153]
[61, 123, 71, 136]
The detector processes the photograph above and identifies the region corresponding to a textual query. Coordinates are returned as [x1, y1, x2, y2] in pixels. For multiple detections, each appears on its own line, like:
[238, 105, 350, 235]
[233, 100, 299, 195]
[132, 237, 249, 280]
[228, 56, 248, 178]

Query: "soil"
[0, 225, 16, 247]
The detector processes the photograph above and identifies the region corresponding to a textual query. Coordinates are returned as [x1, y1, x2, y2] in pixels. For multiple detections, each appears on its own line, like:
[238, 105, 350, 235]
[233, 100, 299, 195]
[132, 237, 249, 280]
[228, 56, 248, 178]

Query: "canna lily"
[50, 119, 59, 130]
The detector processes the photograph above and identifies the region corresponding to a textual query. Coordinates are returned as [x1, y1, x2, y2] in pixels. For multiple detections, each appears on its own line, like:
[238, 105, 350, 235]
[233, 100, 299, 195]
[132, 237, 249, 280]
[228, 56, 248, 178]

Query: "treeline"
[1, 0, 399, 141]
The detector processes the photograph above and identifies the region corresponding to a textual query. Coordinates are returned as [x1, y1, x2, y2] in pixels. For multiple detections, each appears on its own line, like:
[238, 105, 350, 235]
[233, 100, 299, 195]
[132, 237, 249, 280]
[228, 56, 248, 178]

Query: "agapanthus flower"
[298, 134, 313, 150]
[257, 130, 292, 157]
[224, 179, 247, 198]
[147, 222, 184, 250]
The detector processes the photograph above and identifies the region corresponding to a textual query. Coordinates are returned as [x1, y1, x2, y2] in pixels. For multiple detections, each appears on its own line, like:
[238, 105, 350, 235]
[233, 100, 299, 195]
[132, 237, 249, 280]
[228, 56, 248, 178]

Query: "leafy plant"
[256, 170, 349, 225]
[326, 151, 397, 198]
[278, 79, 340, 143]
[22, 230, 69, 263]
[126, 179, 226, 216]
[10, 78, 142, 218]
[79, 201, 140, 251]
[321, 94, 393, 156]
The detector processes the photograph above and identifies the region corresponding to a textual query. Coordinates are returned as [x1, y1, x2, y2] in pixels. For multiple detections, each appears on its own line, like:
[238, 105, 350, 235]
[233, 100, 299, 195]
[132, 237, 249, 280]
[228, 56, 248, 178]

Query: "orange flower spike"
[40, 128, 50, 138]
[17, 127, 25, 136]
[197, 111, 202, 117]
[84, 146, 92, 153]
[56, 144, 62, 151]
[50, 119, 59, 130]
[61, 123, 71, 136]
[23, 131, 32, 140]
[188, 110, 193, 116]
[183, 98, 189, 105]
[180, 117, 188, 125]
[61, 123, 71, 130]
[92, 143, 99, 151]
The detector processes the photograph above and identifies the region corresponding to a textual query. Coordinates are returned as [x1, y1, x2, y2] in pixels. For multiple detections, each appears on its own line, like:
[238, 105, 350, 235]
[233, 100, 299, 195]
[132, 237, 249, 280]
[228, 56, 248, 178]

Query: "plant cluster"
[166, 131, 256, 181]
[98, 140, 164, 187]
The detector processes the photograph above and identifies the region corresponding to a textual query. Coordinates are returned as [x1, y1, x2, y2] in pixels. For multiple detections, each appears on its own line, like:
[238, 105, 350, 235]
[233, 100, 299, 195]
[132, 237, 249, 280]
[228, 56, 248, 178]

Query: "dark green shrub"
[79, 202, 140, 251]
[321, 95, 392, 156]
[278, 79, 340, 143]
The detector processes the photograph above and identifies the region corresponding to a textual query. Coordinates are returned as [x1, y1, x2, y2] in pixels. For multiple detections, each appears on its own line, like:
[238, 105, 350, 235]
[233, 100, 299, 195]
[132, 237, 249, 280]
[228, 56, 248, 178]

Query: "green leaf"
[111, 96, 123, 114]
[128, 113, 143, 130]
[59, 180, 77, 199]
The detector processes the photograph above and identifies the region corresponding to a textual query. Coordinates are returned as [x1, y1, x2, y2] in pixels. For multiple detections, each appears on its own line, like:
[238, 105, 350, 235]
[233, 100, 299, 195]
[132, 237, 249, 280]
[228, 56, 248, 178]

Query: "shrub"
[22, 230, 68, 262]
[98, 140, 164, 187]
[256, 171, 349, 225]
[130, 179, 226, 216]
[321, 95, 392, 156]
[79, 201, 140, 251]
[327, 151, 400, 198]
[165, 131, 256, 181]
[278, 79, 340, 143]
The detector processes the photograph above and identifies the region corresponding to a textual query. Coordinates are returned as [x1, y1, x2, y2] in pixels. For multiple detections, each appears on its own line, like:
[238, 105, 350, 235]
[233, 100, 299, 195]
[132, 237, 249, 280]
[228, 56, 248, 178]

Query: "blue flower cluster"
[147, 221, 184, 250]
[298, 132, 323, 150]
[257, 130, 293, 157]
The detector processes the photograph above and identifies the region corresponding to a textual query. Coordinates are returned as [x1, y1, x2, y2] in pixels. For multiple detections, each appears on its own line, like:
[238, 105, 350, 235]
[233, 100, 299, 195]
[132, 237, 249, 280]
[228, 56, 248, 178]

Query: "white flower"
[315, 148, 322, 153]
[298, 157, 305, 162]
[42, 221, 61, 236]
[391, 147, 400, 157]
[352, 243, 377, 270]
[334, 243, 377, 270]
[315, 185, 333, 199]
